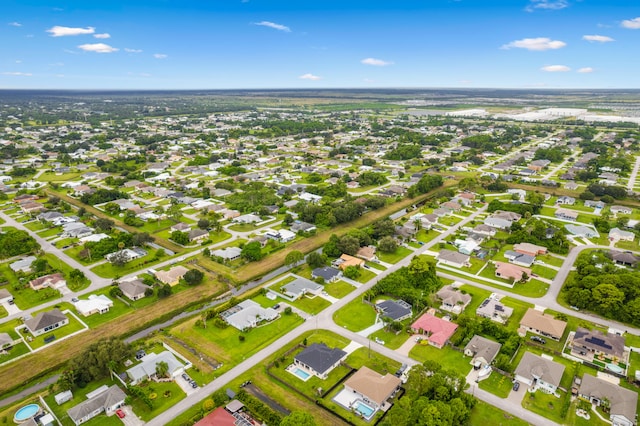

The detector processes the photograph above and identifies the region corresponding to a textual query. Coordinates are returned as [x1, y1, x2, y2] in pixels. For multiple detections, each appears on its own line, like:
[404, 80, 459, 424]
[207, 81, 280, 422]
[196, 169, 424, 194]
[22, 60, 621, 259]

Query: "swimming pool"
[606, 363, 624, 374]
[292, 367, 311, 380]
[14, 404, 40, 423]
[354, 401, 375, 418]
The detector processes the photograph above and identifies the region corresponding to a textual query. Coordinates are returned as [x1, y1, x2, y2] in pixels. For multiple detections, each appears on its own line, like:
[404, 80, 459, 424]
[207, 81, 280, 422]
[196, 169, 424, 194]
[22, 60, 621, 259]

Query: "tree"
[155, 361, 169, 378]
[132, 232, 154, 246]
[372, 218, 396, 239]
[285, 250, 304, 266]
[110, 251, 129, 267]
[157, 284, 172, 298]
[183, 269, 204, 286]
[307, 252, 327, 268]
[32, 258, 50, 274]
[94, 218, 114, 232]
[378, 236, 398, 253]
[280, 411, 317, 426]
[343, 265, 361, 280]
[337, 235, 360, 256]
[64, 338, 132, 387]
[197, 218, 210, 230]
[241, 241, 264, 262]
[170, 231, 190, 245]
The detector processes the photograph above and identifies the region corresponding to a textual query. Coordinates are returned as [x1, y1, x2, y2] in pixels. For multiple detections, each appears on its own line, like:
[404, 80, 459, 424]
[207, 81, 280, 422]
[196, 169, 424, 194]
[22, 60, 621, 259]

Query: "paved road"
[628, 155, 640, 191]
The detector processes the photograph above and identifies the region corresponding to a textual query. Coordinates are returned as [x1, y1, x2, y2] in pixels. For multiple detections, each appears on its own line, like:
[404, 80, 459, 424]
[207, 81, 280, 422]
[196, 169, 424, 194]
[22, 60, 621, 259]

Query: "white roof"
[127, 351, 183, 382]
[79, 233, 110, 243]
[74, 294, 113, 315]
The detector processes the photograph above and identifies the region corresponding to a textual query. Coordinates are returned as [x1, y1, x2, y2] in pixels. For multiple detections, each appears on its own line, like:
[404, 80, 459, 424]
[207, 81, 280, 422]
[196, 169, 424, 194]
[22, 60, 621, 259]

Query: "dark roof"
[573, 327, 625, 359]
[610, 251, 640, 265]
[24, 309, 67, 333]
[311, 266, 341, 281]
[376, 299, 412, 321]
[294, 343, 347, 375]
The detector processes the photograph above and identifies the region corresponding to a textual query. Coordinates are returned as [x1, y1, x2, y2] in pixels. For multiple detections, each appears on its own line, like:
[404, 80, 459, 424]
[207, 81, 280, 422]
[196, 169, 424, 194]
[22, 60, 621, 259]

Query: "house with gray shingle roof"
[67, 385, 126, 426]
[24, 308, 69, 336]
[294, 343, 347, 379]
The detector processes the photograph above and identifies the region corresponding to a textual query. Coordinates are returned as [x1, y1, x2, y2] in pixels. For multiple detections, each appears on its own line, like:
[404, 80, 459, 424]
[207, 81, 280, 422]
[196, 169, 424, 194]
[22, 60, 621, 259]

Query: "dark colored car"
[530, 335, 546, 344]
[512, 381, 520, 391]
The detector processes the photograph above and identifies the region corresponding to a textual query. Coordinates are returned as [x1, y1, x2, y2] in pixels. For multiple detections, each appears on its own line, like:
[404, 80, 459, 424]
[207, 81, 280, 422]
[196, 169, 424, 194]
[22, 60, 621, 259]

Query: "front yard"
[332, 298, 376, 332]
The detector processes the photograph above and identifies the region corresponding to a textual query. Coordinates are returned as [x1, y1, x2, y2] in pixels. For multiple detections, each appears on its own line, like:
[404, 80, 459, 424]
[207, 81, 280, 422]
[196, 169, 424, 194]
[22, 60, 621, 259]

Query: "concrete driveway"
[175, 374, 198, 395]
[118, 406, 144, 426]
[1, 301, 21, 316]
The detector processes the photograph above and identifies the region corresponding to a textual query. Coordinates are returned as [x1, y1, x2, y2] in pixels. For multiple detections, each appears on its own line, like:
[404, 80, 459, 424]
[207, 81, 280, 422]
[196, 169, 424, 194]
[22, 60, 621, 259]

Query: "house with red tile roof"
[410, 313, 458, 349]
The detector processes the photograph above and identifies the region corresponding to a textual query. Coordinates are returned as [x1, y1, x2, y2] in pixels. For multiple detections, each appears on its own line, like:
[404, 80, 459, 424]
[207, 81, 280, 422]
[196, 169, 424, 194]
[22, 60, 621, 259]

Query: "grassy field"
[332, 297, 376, 332]
[23, 311, 87, 350]
[478, 371, 513, 398]
[377, 246, 412, 264]
[368, 327, 412, 350]
[0, 279, 228, 395]
[468, 401, 530, 426]
[169, 313, 304, 372]
[130, 381, 186, 421]
[521, 389, 568, 424]
[409, 343, 472, 377]
[323, 280, 356, 298]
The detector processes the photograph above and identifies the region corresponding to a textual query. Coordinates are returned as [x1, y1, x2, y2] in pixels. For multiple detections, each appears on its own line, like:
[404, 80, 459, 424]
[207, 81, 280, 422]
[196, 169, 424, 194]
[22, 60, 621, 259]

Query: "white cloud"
[525, 0, 569, 12]
[583, 34, 614, 43]
[124, 48, 143, 53]
[299, 73, 321, 81]
[153, 53, 168, 59]
[56, 74, 64, 78]
[541, 64, 571, 72]
[77, 43, 118, 53]
[577, 67, 594, 73]
[94, 33, 111, 39]
[361, 57, 393, 66]
[254, 21, 290, 32]
[2, 72, 32, 76]
[621, 17, 640, 29]
[8, 22, 22, 27]
[47, 25, 95, 37]
[501, 37, 566, 51]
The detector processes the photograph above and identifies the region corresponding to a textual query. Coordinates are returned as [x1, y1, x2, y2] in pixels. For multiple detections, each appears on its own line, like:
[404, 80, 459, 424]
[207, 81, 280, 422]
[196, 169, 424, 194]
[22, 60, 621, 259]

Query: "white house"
[514, 352, 565, 394]
[74, 295, 113, 317]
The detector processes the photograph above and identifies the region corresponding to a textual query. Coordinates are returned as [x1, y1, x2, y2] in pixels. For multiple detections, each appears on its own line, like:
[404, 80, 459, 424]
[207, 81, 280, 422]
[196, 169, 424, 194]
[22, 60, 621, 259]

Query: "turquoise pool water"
[14, 404, 40, 422]
[293, 367, 311, 380]
[355, 401, 375, 418]
[606, 363, 624, 374]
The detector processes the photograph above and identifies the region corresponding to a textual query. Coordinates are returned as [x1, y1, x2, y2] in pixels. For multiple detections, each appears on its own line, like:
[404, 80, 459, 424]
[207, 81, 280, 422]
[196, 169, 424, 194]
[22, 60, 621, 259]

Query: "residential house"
[334, 254, 365, 270]
[9, 256, 37, 273]
[74, 295, 113, 317]
[294, 343, 347, 379]
[472, 224, 496, 237]
[29, 273, 66, 291]
[24, 308, 69, 336]
[611, 205, 633, 216]
[610, 251, 640, 267]
[170, 222, 191, 233]
[609, 228, 635, 242]
[155, 265, 189, 286]
[126, 351, 185, 385]
[513, 243, 547, 256]
[483, 217, 513, 230]
[519, 308, 567, 341]
[442, 201, 461, 211]
[211, 247, 242, 261]
[565, 224, 599, 238]
[106, 248, 146, 264]
[555, 208, 579, 221]
[290, 221, 316, 233]
[556, 196, 576, 205]
[455, 239, 478, 255]
[356, 246, 378, 263]
[493, 261, 531, 282]
[67, 385, 126, 426]
[220, 300, 278, 331]
[492, 211, 522, 222]
[464, 335, 502, 368]
[265, 229, 296, 243]
[514, 352, 565, 394]
[63, 222, 94, 238]
[311, 266, 342, 282]
[234, 213, 261, 224]
[118, 279, 152, 301]
[343, 366, 401, 411]
[571, 327, 626, 362]
[436, 285, 471, 314]
[375, 299, 412, 322]
[0, 289, 14, 305]
[504, 250, 535, 268]
[188, 229, 209, 243]
[195, 407, 236, 426]
[436, 249, 470, 268]
[476, 297, 514, 324]
[579, 374, 637, 426]
[584, 200, 605, 209]
[0, 332, 13, 349]
[281, 277, 323, 300]
[411, 313, 458, 349]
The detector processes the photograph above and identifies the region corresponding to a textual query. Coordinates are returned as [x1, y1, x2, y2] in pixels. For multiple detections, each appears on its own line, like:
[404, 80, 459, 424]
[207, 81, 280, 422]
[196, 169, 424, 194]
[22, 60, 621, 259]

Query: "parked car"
[530, 335, 546, 344]
[116, 409, 126, 419]
[512, 381, 520, 391]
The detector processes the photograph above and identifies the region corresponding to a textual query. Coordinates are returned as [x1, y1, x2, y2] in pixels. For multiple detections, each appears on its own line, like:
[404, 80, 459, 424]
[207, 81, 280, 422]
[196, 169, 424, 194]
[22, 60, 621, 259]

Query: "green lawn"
[459, 285, 492, 315]
[521, 389, 568, 424]
[537, 254, 565, 267]
[354, 268, 376, 283]
[478, 371, 513, 398]
[130, 381, 186, 421]
[72, 294, 134, 328]
[8, 284, 60, 310]
[501, 297, 534, 331]
[0, 341, 30, 364]
[564, 400, 610, 426]
[43, 377, 120, 426]
[332, 298, 376, 332]
[409, 344, 472, 376]
[531, 265, 557, 280]
[91, 253, 159, 278]
[0, 305, 7, 319]
[322, 280, 355, 298]
[345, 347, 401, 374]
[365, 261, 386, 271]
[368, 327, 412, 350]
[170, 312, 304, 370]
[377, 246, 412, 264]
[290, 295, 331, 315]
[468, 401, 530, 426]
[22, 310, 87, 350]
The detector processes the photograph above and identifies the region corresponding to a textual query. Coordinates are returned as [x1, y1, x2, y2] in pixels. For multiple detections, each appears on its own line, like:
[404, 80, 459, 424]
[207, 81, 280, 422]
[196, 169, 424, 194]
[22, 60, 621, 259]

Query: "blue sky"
[1, 0, 639, 89]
